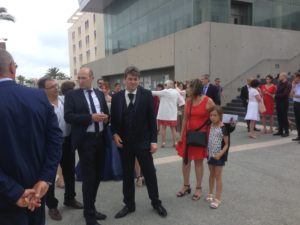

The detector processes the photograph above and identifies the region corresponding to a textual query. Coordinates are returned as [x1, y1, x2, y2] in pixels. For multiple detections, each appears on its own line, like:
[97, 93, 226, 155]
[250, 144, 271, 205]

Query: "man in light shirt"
[291, 72, 300, 143]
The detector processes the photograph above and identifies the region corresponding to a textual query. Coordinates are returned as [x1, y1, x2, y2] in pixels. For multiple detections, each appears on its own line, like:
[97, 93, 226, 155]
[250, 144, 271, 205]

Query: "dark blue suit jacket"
[110, 86, 157, 150]
[0, 80, 62, 210]
[64, 88, 109, 150]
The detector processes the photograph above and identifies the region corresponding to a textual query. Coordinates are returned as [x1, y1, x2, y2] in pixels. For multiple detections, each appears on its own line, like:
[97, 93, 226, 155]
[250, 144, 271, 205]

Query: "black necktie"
[87, 90, 100, 133]
[128, 93, 134, 108]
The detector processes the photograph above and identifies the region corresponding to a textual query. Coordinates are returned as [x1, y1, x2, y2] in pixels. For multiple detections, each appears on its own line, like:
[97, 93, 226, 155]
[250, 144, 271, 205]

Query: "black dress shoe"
[254, 128, 260, 132]
[115, 206, 135, 219]
[292, 137, 300, 141]
[64, 199, 84, 209]
[95, 211, 107, 220]
[153, 205, 167, 218]
[48, 208, 62, 221]
[281, 133, 289, 137]
[273, 132, 283, 136]
[86, 222, 101, 225]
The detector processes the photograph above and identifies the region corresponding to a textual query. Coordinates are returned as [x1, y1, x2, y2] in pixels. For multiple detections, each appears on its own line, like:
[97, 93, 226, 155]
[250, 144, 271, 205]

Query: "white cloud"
[0, 0, 78, 78]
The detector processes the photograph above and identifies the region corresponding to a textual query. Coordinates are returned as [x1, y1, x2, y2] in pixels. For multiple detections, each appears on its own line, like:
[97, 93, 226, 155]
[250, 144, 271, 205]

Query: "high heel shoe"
[176, 184, 191, 197]
[192, 187, 202, 201]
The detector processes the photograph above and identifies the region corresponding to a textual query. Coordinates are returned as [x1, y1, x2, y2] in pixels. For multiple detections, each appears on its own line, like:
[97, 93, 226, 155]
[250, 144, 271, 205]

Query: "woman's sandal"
[161, 142, 166, 148]
[192, 187, 202, 201]
[210, 198, 221, 209]
[176, 184, 191, 197]
[136, 176, 145, 187]
[205, 194, 214, 203]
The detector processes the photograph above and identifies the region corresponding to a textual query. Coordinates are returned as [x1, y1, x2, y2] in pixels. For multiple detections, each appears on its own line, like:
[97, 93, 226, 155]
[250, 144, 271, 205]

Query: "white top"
[248, 88, 259, 103]
[83, 89, 104, 132]
[0, 78, 13, 82]
[293, 83, 300, 103]
[152, 88, 185, 121]
[53, 96, 71, 137]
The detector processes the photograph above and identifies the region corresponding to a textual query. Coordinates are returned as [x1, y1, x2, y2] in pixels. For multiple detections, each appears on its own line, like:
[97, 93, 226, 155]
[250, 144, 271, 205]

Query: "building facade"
[68, 9, 105, 79]
[77, 0, 300, 101]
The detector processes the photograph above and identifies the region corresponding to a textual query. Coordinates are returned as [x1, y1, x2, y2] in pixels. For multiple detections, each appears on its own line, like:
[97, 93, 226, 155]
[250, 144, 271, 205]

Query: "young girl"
[206, 106, 229, 209]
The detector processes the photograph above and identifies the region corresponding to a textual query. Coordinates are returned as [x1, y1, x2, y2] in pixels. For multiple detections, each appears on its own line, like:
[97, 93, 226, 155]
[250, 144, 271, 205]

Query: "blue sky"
[0, 0, 78, 78]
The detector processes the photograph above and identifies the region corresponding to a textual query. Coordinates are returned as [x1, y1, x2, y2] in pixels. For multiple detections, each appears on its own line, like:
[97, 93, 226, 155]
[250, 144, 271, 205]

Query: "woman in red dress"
[261, 75, 277, 133]
[176, 79, 215, 200]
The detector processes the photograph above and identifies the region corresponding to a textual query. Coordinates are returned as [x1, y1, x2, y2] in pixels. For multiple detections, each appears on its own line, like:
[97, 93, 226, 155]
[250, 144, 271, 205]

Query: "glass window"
[79, 40, 82, 49]
[78, 27, 81, 36]
[86, 35, 90, 46]
[253, 0, 273, 27]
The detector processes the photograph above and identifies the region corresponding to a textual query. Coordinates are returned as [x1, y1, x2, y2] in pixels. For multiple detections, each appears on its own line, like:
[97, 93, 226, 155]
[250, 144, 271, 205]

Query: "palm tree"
[0, 7, 15, 22]
[45, 67, 69, 80]
[16, 75, 26, 85]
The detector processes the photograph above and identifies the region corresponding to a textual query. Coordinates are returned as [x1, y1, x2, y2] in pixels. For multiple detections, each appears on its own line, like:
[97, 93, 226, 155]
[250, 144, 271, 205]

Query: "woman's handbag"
[186, 121, 209, 147]
[259, 100, 266, 113]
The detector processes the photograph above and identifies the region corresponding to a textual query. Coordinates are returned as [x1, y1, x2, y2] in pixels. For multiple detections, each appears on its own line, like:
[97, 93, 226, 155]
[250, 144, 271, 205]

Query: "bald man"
[0, 49, 62, 225]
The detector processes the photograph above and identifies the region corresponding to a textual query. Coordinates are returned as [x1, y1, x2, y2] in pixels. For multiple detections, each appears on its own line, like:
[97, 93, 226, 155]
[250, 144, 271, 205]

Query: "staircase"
[223, 97, 296, 127]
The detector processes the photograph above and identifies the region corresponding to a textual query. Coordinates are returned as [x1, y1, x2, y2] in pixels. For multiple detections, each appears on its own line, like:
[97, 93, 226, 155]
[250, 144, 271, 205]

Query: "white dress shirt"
[125, 89, 137, 106]
[293, 83, 300, 103]
[83, 89, 104, 132]
[0, 78, 13, 82]
[52, 96, 71, 137]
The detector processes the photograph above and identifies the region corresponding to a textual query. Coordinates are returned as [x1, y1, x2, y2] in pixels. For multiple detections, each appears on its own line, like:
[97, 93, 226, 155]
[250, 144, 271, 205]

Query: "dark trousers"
[119, 144, 161, 209]
[77, 133, 106, 224]
[294, 101, 300, 137]
[0, 203, 45, 225]
[46, 135, 76, 209]
[276, 101, 289, 134]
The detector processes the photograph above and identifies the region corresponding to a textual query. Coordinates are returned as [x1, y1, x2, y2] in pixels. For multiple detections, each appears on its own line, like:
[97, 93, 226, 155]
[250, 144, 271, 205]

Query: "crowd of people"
[2, 47, 299, 225]
[240, 72, 300, 142]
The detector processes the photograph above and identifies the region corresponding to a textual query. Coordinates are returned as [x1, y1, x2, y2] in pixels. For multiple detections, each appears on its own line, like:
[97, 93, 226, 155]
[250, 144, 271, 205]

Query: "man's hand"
[92, 113, 108, 122]
[150, 143, 158, 154]
[113, 134, 123, 148]
[16, 189, 36, 208]
[27, 181, 49, 211]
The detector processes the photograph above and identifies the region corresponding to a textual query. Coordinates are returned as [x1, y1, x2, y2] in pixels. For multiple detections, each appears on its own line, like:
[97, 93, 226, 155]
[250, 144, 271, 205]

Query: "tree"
[16, 75, 25, 85]
[0, 7, 15, 22]
[45, 67, 69, 80]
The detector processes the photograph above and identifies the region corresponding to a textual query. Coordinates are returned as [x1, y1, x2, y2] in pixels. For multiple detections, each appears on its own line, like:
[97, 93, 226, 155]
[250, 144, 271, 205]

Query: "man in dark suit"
[0, 49, 62, 225]
[201, 74, 220, 105]
[64, 67, 109, 225]
[111, 66, 167, 219]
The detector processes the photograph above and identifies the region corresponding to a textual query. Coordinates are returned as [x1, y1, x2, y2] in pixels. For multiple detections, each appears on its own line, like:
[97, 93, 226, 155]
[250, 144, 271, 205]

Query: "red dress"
[177, 96, 209, 160]
[261, 84, 277, 115]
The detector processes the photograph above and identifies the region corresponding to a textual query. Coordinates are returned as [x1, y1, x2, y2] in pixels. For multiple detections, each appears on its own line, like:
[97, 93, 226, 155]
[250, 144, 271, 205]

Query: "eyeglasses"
[45, 84, 59, 89]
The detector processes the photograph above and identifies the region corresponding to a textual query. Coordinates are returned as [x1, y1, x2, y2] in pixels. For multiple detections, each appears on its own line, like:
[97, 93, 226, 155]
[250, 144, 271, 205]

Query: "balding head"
[77, 67, 94, 89]
[279, 72, 288, 82]
[0, 49, 17, 79]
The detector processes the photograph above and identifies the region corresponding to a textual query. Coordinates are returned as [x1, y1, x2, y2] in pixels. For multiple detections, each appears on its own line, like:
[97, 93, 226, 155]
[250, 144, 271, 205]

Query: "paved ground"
[47, 123, 300, 225]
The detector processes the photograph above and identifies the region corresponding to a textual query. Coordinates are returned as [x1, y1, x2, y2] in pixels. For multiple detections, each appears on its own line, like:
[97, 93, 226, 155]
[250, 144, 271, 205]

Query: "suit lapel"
[133, 87, 142, 115]
[79, 89, 89, 112]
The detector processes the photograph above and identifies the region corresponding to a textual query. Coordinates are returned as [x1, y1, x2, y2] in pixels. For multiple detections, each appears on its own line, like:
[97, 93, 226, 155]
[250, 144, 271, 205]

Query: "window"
[95, 46, 97, 56]
[79, 54, 83, 64]
[86, 50, 90, 62]
[74, 69, 77, 77]
[94, 30, 97, 40]
[73, 57, 76, 65]
[79, 40, 82, 49]
[93, 14, 96, 24]
[78, 27, 81, 36]
[85, 35, 90, 46]
[85, 20, 89, 31]
[72, 44, 76, 53]
[72, 31, 75, 40]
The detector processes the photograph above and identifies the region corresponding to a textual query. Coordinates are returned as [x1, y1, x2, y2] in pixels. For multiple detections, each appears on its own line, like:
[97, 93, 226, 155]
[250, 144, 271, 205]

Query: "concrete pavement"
[46, 123, 300, 225]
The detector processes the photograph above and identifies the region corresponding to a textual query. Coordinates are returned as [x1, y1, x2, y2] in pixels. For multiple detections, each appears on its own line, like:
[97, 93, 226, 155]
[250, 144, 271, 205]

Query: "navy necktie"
[87, 90, 100, 133]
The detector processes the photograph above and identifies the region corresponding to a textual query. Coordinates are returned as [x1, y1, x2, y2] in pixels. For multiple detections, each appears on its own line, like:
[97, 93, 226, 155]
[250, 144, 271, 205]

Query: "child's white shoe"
[210, 198, 221, 209]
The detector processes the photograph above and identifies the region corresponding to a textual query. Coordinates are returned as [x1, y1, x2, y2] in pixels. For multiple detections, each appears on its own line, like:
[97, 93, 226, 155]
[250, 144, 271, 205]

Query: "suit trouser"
[119, 144, 161, 209]
[276, 101, 289, 134]
[77, 133, 106, 225]
[0, 203, 45, 225]
[46, 135, 76, 209]
[294, 101, 300, 137]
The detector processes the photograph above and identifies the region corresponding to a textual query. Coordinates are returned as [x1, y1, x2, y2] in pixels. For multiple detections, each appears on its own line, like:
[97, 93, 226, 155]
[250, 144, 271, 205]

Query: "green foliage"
[0, 7, 15, 22]
[45, 67, 69, 80]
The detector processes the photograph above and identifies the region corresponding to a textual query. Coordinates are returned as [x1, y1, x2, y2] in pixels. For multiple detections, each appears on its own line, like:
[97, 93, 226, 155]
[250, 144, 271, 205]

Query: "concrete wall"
[86, 22, 300, 102]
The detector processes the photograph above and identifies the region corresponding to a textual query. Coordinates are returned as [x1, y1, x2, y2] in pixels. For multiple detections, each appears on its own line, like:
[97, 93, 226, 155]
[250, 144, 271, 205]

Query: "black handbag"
[186, 100, 209, 147]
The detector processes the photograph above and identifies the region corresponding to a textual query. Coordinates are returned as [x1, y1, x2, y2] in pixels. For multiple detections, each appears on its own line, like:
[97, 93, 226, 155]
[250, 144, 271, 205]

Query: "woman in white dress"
[245, 79, 262, 138]
[152, 80, 185, 147]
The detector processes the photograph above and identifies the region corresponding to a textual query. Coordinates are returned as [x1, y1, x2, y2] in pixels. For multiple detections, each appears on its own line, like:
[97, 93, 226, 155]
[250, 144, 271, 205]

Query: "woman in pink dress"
[176, 79, 214, 200]
[261, 75, 277, 133]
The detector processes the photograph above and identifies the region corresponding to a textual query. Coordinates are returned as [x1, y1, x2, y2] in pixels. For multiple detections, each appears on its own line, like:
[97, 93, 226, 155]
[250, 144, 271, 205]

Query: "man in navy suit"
[201, 74, 220, 105]
[64, 67, 109, 225]
[111, 66, 167, 219]
[0, 49, 62, 225]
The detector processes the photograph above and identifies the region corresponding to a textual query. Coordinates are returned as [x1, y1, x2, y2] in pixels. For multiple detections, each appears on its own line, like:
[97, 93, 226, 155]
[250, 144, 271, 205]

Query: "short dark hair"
[295, 72, 300, 78]
[114, 82, 120, 87]
[250, 79, 260, 88]
[189, 79, 203, 97]
[97, 78, 104, 83]
[156, 83, 164, 90]
[124, 66, 140, 78]
[37, 76, 54, 89]
[61, 81, 75, 95]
